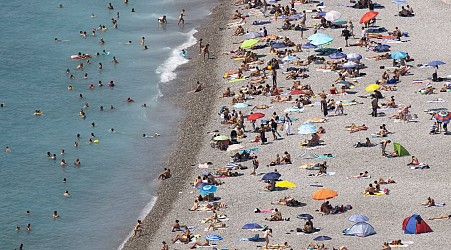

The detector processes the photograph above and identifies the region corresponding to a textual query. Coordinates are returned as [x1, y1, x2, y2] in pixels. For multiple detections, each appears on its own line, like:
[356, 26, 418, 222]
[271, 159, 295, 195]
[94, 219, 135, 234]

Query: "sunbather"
[267, 208, 283, 221]
[354, 138, 373, 148]
[422, 197, 435, 207]
[364, 183, 376, 195]
[172, 220, 187, 232]
[190, 239, 210, 249]
[378, 177, 396, 184]
[206, 222, 226, 231]
[172, 228, 191, 244]
[428, 215, 451, 220]
[348, 171, 370, 178]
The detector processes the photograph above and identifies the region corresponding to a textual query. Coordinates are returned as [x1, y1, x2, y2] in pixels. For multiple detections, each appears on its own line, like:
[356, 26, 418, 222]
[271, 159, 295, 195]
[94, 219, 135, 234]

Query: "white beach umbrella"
[325, 11, 342, 22]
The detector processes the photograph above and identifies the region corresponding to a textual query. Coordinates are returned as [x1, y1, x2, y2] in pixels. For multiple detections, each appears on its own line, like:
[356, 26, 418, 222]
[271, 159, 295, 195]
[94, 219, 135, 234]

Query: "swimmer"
[0, 103, 4, 107]
[84, 103, 89, 108]
[127, 97, 135, 102]
[26, 210, 30, 215]
[53, 211, 59, 218]
[91, 122, 95, 127]
[64, 190, 70, 197]
[181, 49, 187, 57]
[98, 62, 103, 70]
[144, 45, 148, 50]
[100, 38, 105, 44]
[124, 0, 128, 3]
[126, 40, 132, 45]
[63, 178, 67, 183]
[5, 146, 11, 153]
[61, 149, 65, 155]
[55, 38, 62, 42]
[112, 56, 118, 63]
[16, 225, 20, 231]
[66, 69, 70, 74]
[50, 154, 57, 160]
[91, 13, 96, 18]
[110, 128, 115, 132]
[158, 16, 167, 24]
[83, 73, 88, 79]
[68, 85, 73, 90]
[91, 132, 95, 138]
[116, 12, 120, 19]
[70, 75, 75, 80]
[141, 37, 145, 46]
[98, 81, 103, 87]
[74, 158, 81, 166]
[108, 81, 115, 87]
[100, 106, 104, 111]
[131, 8, 135, 12]
[79, 94, 83, 98]
[142, 103, 147, 107]
[108, 3, 114, 9]
[60, 159, 67, 166]
[88, 139, 93, 144]
[110, 105, 115, 110]
[26, 224, 30, 232]
[74, 141, 78, 148]
[59, 3, 63, 8]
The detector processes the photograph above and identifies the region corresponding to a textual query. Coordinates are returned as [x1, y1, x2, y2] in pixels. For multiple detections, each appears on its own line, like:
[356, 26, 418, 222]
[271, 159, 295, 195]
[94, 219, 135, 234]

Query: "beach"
[123, 0, 451, 250]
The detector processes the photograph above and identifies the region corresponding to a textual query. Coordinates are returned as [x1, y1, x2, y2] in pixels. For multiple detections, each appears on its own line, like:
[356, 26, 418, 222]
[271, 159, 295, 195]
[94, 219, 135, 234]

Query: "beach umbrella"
[341, 61, 358, 68]
[359, 11, 378, 24]
[242, 222, 263, 230]
[200, 185, 217, 195]
[427, 60, 445, 67]
[308, 33, 334, 46]
[348, 214, 370, 223]
[375, 44, 390, 52]
[301, 42, 317, 49]
[234, 103, 250, 108]
[297, 214, 314, 220]
[214, 135, 229, 141]
[282, 55, 297, 62]
[434, 111, 451, 123]
[365, 84, 380, 92]
[261, 172, 281, 180]
[284, 106, 303, 113]
[227, 144, 244, 152]
[195, 182, 208, 189]
[329, 52, 347, 59]
[205, 234, 223, 241]
[245, 32, 261, 39]
[333, 19, 347, 25]
[312, 188, 338, 200]
[324, 10, 342, 22]
[298, 123, 318, 135]
[336, 81, 353, 87]
[247, 112, 265, 121]
[391, 51, 408, 60]
[314, 235, 332, 241]
[275, 180, 297, 188]
[346, 53, 362, 61]
[271, 42, 287, 49]
[240, 39, 259, 49]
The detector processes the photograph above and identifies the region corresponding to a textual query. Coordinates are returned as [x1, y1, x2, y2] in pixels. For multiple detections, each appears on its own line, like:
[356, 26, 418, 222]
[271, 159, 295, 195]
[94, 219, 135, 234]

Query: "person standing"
[178, 9, 185, 25]
[381, 139, 391, 156]
[259, 124, 267, 145]
[300, 10, 307, 39]
[264, 228, 273, 249]
[199, 38, 203, 55]
[321, 98, 328, 117]
[202, 44, 210, 60]
[371, 94, 379, 117]
[271, 68, 277, 88]
[361, 27, 367, 45]
[251, 156, 259, 175]
[270, 118, 280, 140]
[284, 113, 292, 136]
[342, 26, 351, 47]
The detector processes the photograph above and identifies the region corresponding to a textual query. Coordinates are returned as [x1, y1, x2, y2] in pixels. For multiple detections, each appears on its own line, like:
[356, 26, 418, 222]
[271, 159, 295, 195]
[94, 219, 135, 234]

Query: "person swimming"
[64, 190, 70, 197]
[53, 211, 59, 218]
[158, 15, 167, 24]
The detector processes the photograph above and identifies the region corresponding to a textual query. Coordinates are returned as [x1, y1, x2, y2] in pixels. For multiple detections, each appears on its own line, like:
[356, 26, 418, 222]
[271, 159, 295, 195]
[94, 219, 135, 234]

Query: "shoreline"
[122, 1, 229, 249]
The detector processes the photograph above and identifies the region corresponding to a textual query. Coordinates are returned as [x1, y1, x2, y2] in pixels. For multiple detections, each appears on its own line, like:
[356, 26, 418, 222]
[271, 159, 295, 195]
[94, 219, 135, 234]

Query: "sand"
[124, 0, 451, 249]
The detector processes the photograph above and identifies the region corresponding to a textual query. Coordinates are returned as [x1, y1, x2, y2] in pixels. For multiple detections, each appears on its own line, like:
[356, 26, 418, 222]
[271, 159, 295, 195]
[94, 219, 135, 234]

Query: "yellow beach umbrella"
[240, 39, 259, 49]
[275, 180, 297, 189]
[365, 84, 380, 92]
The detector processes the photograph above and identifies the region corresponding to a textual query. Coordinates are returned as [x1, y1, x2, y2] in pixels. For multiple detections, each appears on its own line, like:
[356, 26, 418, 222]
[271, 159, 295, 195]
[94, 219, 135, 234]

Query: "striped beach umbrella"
[205, 234, 223, 241]
[434, 111, 451, 123]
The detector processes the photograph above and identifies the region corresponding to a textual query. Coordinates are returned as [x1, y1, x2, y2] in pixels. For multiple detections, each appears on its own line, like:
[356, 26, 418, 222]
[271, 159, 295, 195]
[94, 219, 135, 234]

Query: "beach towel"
[428, 98, 445, 103]
[362, 191, 385, 196]
[229, 78, 246, 82]
[412, 80, 423, 84]
[254, 208, 275, 213]
[195, 245, 217, 248]
[425, 203, 445, 208]
[308, 172, 335, 177]
[317, 154, 334, 159]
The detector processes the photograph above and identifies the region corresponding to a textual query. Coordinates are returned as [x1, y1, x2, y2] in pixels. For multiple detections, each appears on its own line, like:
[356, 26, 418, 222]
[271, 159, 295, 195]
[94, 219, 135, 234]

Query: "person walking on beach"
[259, 124, 267, 145]
[178, 9, 185, 25]
[199, 38, 203, 55]
[271, 68, 277, 88]
[342, 26, 351, 47]
[264, 228, 273, 249]
[284, 113, 292, 136]
[251, 156, 259, 175]
[270, 118, 280, 140]
[202, 44, 210, 60]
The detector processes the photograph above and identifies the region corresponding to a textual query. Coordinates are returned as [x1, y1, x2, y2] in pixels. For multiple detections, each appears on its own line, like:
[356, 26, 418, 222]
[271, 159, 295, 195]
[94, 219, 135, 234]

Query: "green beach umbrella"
[240, 39, 259, 49]
[214, 135, 229, 141]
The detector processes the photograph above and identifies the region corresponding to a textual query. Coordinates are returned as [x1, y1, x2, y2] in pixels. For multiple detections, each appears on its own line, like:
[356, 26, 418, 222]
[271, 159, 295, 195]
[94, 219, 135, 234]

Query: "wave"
[155, 29, 198, 83]
[117, 196, 158, 250]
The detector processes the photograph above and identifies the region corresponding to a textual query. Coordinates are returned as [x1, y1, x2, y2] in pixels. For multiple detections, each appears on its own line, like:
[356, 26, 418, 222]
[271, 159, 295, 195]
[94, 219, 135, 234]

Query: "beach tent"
[393, 143, 410, 157]
[344, 222, 376, 237]
[402, 214, 432, 234]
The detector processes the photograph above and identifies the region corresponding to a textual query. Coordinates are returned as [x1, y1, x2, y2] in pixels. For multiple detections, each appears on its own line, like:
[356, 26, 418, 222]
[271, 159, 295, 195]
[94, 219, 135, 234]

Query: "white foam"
[156, 29, 198, 83]
[117, 196, 158, 250]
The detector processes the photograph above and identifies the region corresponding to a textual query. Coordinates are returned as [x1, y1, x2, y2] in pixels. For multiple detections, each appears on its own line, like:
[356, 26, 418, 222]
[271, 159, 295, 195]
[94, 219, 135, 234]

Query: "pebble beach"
[124, 0, 451, 249]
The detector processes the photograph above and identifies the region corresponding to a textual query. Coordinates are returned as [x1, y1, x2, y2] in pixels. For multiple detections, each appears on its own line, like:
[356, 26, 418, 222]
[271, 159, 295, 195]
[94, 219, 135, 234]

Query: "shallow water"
[0, 0, 215, 249]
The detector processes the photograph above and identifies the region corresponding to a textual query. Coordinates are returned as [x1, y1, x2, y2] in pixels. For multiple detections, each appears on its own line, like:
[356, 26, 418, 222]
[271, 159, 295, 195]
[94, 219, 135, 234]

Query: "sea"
[0, 0, 216, 249]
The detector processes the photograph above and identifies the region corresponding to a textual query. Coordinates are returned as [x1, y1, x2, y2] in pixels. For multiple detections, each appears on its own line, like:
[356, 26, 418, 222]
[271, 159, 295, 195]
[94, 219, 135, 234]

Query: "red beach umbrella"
[247, 112, 265, 121]
[359, 11, 378, 24]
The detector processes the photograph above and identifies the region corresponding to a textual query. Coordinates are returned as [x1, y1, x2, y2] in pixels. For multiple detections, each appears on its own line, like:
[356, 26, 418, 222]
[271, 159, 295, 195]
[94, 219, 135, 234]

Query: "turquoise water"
[0, 0, 215, 249]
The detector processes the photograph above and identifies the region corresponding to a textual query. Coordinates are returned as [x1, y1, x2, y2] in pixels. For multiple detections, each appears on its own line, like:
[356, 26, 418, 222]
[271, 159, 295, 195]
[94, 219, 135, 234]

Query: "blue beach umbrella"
[271, 41, 287, 49]
[282, 55, 297, 62]
[301, 42, 318, 49]
[348, 214, 370, 223]
[308, 33, 334, 46]
[242, 222, 263, 230]
[427, 60, 445, 67]
[375, 44, 390, 52]
[329, 52, 347, 59]
[200, 185, 217, 195]
[298, 123, 317, 135]
[341, 61, 358, 68]
[205, 234, 223, 241]
[261, 172, 281, 180]
[314, 235, 332, 241]
[346, 53, 362, 61]
[391, 51, 407, 59]
[333, 19, 347, 25]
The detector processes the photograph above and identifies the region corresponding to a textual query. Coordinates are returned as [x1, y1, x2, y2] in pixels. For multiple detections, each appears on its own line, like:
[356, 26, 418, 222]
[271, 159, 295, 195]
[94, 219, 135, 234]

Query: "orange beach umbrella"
[312, 188, 338, 200]
[359, 11, 378, 24]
